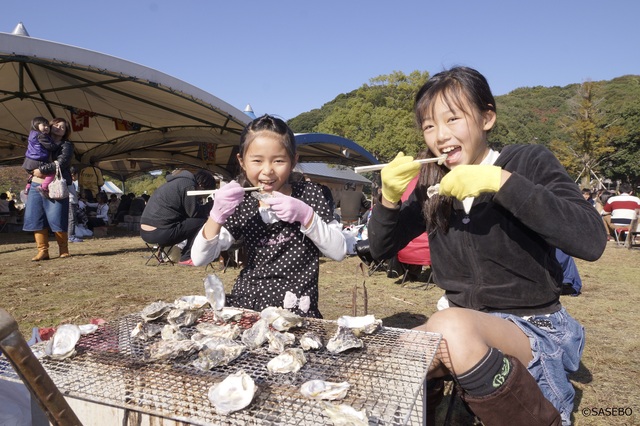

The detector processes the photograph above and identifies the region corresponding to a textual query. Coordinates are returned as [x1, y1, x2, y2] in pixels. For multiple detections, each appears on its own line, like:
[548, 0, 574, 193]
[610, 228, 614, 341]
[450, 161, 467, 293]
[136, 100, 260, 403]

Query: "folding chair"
[144, 243, 175, 266]
[397, 232, 434, 288]
[355, 239, 388, 276]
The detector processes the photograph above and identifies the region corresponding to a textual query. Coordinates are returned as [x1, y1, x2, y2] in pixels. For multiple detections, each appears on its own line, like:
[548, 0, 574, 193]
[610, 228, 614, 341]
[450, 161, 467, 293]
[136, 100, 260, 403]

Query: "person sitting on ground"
[140, 169, 216, 265]
[601, 182, 640, 238]
[84, 192, 110, 230]
[367, 66, 606, 425]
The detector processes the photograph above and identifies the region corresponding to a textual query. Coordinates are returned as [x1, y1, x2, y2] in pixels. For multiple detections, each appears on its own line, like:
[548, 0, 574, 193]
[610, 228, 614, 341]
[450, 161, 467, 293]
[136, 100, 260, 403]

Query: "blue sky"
[3, 1, 639, 121]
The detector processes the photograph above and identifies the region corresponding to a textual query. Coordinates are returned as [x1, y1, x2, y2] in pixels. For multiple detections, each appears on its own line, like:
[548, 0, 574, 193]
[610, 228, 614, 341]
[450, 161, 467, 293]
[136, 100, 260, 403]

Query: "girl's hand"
[263, 192, 314, 226]
[209, 181, 245, 224]
[381, 152, 421, 203]
[439, 165, 503, 200]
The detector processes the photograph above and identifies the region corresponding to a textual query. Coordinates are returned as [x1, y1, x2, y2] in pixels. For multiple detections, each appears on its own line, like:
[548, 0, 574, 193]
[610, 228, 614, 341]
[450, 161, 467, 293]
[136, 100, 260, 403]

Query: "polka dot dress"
[224, 181, 333, 318]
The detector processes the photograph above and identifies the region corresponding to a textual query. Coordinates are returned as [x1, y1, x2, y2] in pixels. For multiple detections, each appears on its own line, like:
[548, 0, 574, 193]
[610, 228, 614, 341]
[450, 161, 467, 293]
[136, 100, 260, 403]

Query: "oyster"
[78, 324, 99, 335]
[161, 324, 188, 341]
[174, 295, 209, 310]
[266, 330, 296, 354]
[299, 331, 323, 351]
[241, 318, 270, 350]
[260, 306, 306, 331]
[337, 314, 382, 336]
[45, 324, 81, 360]
[215, 307, 244, 322]
[145, 339, 198, 361]
[208, 370, 256, 415]
[267, 348, 306, 374]
[322, 402, 368, 426]
[167, 307, 203, 327]
[300, 380, 350, 400]
[193, 323, 241, 340]
[204, 274, 226, 311]
[326, 326, 363, 354]
[130, 321, 163, 340]
[140, 301, 174, 322]
[193, 338, 246, 370]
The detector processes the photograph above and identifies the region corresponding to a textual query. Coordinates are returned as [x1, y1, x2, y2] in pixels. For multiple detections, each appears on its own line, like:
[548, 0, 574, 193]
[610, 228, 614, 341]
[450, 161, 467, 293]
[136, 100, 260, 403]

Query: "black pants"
[140, 217, 207, 261]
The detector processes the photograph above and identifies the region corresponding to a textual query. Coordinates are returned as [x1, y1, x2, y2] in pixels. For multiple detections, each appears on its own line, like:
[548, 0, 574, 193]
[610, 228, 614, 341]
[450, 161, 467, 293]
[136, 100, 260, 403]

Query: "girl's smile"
[237, 132, 296, 195]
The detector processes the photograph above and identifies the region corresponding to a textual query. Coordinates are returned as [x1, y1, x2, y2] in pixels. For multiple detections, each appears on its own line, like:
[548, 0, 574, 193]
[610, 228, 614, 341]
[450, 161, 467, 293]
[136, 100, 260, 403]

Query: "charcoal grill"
[0, 310, 441, 425]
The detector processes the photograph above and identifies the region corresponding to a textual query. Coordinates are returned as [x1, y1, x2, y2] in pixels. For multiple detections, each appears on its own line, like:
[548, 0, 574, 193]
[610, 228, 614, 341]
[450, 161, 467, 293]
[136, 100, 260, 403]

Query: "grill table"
[0, 311, 441, 425]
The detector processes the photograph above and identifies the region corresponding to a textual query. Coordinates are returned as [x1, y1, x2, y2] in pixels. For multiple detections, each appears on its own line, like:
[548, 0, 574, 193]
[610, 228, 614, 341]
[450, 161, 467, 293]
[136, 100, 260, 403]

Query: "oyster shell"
[337, 314, 382, 336]
[260, 306, 306, 331]
[267, 348, 306, 374]
[130, 321, 163, 340]
[193, 323, 241, 340]
[208, 370, 256, 415]
[45, 324, 81, 360]
[299, 331, 323, 351]
[145, 339, 198, 361]
[167, 307, 203, 327]
[192, 337, 246, 370]
[326, 326, 363, 354]
[241, 318, 270, 350]
[174, 295, 209, 310]
[78, 324, 99, 335]
[266, 330, 296, 354]
[140, 301, 174, 322]
[323, 402, 368, 426]
[161, 324, 188, 341]
[216, 307, 244, 322]
[204, 274, 226, 311]
[300, 380, 350, 400]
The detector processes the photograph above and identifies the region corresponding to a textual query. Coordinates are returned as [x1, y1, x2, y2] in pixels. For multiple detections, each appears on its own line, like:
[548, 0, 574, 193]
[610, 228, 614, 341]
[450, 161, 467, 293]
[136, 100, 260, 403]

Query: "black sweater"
[368, 144, 607, 316]
[141, 171, 207, 228]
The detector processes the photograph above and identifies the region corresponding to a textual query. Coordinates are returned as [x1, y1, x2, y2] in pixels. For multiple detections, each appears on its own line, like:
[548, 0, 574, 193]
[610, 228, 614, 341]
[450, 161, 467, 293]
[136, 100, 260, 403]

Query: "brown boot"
[55, 232, 70, 258]
[31, 230, 50, 261]
[424, 377, 445, 425]
[461, 355, 561, 426]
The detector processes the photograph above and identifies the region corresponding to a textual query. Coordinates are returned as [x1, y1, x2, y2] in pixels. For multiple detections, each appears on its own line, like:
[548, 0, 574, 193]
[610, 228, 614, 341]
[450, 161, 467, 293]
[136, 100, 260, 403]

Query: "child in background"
[191, 115, 346, 318]
[22, 116, 55, 196]
[367, 67, 606, 425]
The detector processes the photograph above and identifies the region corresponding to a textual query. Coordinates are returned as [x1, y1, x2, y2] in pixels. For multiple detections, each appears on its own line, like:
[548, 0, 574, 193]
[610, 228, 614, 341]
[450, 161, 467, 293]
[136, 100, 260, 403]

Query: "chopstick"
[354, 155, 447, 174]
[186, 186, 261, 196]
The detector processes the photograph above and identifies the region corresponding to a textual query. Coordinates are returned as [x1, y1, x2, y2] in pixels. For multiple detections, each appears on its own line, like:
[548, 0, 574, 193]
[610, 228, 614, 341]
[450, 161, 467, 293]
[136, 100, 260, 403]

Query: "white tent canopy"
[101, 181, 123, 195]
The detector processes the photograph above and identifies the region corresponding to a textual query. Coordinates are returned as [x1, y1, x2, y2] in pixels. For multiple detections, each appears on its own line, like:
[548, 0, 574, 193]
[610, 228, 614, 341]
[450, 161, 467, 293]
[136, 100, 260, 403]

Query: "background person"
[601, 182, 640, 238]
[367, 67, 606, 425]
[78, 158, 104, 197]
[191, 115, 346, 318]
[140, 169, 216, 265]
[22, 117, 74, 260]
[335, 182, 371, 225]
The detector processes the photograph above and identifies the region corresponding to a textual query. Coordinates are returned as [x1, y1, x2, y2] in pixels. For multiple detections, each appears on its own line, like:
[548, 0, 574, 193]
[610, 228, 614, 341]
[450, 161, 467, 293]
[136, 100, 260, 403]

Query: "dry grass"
[1, 227, 639, 425]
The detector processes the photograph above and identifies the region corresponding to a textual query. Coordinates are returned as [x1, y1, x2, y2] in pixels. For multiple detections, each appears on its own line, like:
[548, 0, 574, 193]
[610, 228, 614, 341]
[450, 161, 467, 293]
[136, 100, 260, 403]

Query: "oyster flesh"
[241, 318, 270, 350]
[323, 402, 369, 426]
[140, 301, 174, 322]
[267, 348, 307, 374]
[300, 380, 350, 400]
[208, 370, 256, 415]
[192, 338, 246, 370]
[326, 326, 363, 354]
[299, 331, 323, 351]
[45, 324, 82, 359]
[204, 274, 226, 311]
[337, 314, 382, 336]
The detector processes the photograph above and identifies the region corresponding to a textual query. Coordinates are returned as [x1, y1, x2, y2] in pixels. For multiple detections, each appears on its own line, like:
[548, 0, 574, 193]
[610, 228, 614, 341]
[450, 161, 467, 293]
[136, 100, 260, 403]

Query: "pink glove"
[263, 191, 314, 226]
[209, 181, 245, 224]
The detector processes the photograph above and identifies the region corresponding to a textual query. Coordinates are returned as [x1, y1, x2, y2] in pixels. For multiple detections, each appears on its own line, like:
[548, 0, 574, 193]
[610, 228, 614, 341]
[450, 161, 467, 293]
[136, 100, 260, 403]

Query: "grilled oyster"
[216, 307, 244, 322]
[267, 348, 306, 374]
[130, 321, 163, 340]
[174, 295, 209, 310]
[145, 339, 198, 361]
[337, 314, 382, 336]
[323, 402, 368, 426]
[204, 273, 226, 311]
[299, 331, 323, 351]
[326, 326, 363, 354]
[300, 380, 350, 400]
[167, 307, 203, 327]
[140, 301, 173, 322]
[78, 324, 99, 335]
[241, 318, 270, 350]
[192, 338, 246, 370]
[266, 330, 296, 354]
[208, 370, 256, 415]
[45, 324, 81, 360]
[193, 322, 241, 340]
[260, 306, 306, 331]
[161, 324, 188, 341]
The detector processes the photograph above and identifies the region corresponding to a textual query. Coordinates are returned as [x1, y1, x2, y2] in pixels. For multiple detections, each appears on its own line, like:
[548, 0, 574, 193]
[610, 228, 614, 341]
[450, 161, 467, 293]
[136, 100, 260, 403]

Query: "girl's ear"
[236, 153, 246, 171]
[482, 109, 497, 131]
[292, 154, 299, 168]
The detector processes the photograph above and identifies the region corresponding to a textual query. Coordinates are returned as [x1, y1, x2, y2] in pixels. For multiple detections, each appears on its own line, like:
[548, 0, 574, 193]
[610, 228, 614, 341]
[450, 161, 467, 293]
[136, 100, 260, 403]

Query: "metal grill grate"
[0, 311, 441, 425]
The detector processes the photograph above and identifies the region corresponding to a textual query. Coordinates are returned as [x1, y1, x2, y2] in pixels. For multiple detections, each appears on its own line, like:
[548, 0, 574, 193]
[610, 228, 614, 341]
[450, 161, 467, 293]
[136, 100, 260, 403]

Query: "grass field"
[1, 227, 638, 425]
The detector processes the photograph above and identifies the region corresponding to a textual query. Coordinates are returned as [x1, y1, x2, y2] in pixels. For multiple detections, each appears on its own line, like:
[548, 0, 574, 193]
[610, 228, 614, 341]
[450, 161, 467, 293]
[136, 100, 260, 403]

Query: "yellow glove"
[381, 152, 421, 203]
[439, 165, 502, 200]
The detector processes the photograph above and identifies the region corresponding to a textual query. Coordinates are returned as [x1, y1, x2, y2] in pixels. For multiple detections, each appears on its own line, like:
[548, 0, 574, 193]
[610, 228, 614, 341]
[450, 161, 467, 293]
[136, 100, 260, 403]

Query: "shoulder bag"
[48, 162, 69, 200]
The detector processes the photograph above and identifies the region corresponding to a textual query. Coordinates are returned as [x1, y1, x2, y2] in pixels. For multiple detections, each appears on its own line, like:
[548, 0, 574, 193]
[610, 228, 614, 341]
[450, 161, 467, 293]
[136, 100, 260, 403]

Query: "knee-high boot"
[32, 230, 50, 261]
[461, 355, 561, 426]
[55, 232, 70, 258]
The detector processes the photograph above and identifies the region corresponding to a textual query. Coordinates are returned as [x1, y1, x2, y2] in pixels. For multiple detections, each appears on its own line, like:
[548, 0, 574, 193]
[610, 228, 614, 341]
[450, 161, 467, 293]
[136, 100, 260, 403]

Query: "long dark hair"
[413, 67, 496, 232]
[236, 114, 297, 186]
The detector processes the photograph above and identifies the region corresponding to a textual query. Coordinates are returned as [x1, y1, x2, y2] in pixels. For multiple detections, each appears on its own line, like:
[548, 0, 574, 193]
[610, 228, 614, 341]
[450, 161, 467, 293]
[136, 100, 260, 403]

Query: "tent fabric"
[101, 181, 123, 195]
[0, 28, 379, 183]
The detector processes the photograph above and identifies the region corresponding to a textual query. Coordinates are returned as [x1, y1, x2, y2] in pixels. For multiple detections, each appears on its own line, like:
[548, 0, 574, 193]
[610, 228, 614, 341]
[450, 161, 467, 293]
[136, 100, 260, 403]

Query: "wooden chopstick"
[354, 155, 447, 174]
[186, 186, 261, 196]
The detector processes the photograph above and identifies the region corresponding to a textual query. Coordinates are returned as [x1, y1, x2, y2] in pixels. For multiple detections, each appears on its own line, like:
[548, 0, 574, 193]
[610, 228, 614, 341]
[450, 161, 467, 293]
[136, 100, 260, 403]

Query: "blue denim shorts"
[22, 180, 70, 232]
[491, 307, 584, 426]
